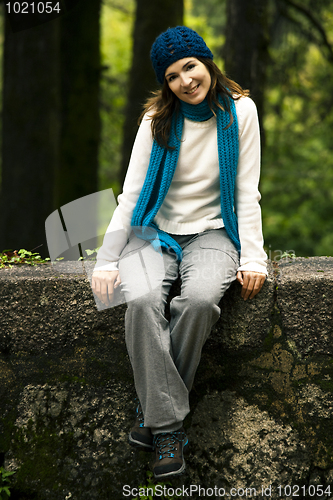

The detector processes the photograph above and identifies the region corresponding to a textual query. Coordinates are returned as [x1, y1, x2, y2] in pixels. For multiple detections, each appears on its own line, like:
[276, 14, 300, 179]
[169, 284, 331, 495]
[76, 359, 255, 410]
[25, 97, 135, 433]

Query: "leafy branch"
[132, 471, 181, 500]
[278, 0, 333, 63]
[78, 247, 100, 261]
[0, 249, 51, 269]
[0, 467, 15, 500]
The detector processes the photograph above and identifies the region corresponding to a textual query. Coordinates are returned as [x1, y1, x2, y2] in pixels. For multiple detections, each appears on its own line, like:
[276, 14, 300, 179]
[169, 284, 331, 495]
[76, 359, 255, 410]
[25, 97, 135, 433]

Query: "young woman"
[92, 26, 267, 479]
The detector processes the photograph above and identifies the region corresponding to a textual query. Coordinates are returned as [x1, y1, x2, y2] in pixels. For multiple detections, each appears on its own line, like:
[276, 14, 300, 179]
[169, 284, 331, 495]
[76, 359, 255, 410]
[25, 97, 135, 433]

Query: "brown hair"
[140, 58, 249, 149]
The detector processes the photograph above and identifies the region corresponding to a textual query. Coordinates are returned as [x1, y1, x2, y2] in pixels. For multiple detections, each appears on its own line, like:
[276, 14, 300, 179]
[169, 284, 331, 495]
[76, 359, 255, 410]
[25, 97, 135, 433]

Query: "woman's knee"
[173, 289, 220, 313]
[127, 286, 165, 312]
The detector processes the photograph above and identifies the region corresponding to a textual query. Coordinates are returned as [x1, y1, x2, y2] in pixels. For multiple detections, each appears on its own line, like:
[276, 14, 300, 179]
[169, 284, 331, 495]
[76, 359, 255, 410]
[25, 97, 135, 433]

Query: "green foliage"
[78, 247, 100, 261]
[0, 249, 51, 268]
[185, 0, 225, 69]
[0, 246, 100, 267]
[83, 247, 100, 258]
[189, 0, 226, 34]
[131, 471, 181, 500]
[279, 251, 297, 260]
[99, 0, 135, 195]
[0, 467, 15, 500]
[261, 0, 333, 257]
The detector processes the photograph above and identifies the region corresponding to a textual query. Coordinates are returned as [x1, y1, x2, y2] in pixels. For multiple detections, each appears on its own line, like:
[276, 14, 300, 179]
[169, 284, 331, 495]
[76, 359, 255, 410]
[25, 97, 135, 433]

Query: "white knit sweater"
[96, 96, 267, 274]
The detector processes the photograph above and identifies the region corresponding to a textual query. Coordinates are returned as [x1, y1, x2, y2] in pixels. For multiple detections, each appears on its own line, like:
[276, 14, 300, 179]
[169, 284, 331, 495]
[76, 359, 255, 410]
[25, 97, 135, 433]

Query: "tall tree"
[224, 0, 269, 142]
[119, 0, 183, 186]
[0, 0, 101, 256]
[56, 0, 101, 208]
[0, 17, 60, 255]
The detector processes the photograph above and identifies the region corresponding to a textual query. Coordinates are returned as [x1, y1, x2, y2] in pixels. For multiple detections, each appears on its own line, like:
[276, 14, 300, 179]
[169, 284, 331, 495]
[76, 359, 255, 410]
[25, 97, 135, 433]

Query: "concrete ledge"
[277, 257, 333, 356]
[0, 260, 275, 355]
[1, 257, 333, 498]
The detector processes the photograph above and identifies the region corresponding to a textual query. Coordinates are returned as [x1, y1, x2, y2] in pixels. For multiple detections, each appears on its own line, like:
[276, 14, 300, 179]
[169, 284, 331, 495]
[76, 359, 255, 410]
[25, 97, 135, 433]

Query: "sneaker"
[128, 403, 154, 451]
[153, 428, 188, 479]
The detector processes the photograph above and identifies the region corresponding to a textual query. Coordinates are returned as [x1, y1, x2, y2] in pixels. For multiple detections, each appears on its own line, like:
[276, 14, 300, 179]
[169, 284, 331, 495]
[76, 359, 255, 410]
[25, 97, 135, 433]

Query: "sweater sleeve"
[94, 114, 153, 271]
[234, 97, 268, 275]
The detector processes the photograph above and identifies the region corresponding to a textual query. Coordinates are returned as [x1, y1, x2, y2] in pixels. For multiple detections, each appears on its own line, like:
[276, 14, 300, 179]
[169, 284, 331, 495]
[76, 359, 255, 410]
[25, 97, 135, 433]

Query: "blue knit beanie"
[151, 26, 214, 84]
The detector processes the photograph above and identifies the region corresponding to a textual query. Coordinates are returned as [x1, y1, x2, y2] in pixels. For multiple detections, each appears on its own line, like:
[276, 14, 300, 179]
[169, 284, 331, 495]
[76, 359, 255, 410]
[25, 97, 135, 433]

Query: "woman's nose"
[180, 73, 192, 87]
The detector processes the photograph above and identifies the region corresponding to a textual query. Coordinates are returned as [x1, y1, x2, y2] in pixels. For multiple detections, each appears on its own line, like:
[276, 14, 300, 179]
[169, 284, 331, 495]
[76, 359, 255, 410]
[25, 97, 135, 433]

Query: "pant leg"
[169, 228, 239, 391]
[119, 229, 239, 434]
[118, 233, 189, 433]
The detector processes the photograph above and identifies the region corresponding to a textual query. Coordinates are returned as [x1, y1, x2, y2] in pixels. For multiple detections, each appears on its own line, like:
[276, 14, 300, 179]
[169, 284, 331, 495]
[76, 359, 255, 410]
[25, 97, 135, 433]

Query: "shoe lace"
[154, 431, 184, 460]
[135, 403, 145, 428]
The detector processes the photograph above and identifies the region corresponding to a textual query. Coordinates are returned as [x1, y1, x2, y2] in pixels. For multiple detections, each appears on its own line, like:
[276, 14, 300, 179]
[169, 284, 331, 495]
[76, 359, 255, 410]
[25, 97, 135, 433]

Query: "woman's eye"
[187, 64, 195, 70]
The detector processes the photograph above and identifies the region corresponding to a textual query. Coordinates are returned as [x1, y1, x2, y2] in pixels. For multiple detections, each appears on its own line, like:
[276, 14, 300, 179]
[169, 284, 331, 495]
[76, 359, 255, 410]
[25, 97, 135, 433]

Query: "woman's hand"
[91, 270, 121, 306]
[236, 271, 266, 301]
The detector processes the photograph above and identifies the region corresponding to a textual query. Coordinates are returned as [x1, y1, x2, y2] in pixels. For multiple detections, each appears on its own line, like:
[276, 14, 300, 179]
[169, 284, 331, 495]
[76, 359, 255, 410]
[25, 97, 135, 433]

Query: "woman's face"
[165, 57, 211, 105]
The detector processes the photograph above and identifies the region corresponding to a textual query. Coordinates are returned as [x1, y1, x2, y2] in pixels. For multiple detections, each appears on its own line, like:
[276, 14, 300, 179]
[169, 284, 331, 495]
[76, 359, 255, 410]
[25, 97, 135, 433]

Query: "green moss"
[54, 374, 87, 386]
[0, 409, 18, 454]
[12, 423, 74, 497]
[263, 328, 275, 351]
[319, 379, 333, 392]
[291, 379, 307, 388]
[198, 321, 333, 468]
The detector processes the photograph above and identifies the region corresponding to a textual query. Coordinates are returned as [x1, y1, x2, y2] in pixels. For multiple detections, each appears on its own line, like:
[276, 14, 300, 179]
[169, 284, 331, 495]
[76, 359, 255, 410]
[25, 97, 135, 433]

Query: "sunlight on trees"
[262, 3, 333, 257]
[99, 0, 135, 194]
[184, 0, 224, 70]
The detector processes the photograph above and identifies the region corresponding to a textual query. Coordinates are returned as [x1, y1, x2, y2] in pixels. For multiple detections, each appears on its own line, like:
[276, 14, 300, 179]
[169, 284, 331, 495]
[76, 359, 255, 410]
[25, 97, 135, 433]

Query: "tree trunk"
[0, 17, 61, 255]
[0, 0, 101, 256]
[119, 0, 183, 187]
[57, 0, 101, 208]
[224, 0, 269, 143]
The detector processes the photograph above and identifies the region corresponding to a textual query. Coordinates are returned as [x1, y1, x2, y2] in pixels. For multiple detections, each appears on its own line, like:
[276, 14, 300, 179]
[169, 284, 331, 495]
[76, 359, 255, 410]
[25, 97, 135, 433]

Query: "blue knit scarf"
[131, 94, 240, 260]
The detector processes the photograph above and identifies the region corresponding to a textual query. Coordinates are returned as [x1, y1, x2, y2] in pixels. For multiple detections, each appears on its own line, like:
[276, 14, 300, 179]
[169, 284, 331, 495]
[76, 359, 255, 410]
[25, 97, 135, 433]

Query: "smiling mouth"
[185, 84, 200, 94]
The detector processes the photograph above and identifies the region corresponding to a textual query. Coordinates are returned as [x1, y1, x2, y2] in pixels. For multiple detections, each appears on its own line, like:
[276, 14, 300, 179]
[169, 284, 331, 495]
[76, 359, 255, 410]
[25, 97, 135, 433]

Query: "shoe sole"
[128, 433, 154, 452]
[153, 459, 186, 479]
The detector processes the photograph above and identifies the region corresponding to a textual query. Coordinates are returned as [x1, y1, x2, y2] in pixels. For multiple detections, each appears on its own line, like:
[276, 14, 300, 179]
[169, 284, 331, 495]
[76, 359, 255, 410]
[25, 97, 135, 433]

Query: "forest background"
[0, 0, 332, 261]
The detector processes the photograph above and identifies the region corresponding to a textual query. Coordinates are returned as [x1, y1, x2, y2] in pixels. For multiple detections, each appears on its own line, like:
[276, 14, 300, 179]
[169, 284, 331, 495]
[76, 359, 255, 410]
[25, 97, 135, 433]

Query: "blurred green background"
[0, 0, 332, 259]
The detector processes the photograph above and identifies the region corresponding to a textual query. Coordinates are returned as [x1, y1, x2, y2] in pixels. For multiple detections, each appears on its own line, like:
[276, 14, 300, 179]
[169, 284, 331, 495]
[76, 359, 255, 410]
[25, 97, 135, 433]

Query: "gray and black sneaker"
[128, 403, 154, 452]
[153, 427, 188, 479]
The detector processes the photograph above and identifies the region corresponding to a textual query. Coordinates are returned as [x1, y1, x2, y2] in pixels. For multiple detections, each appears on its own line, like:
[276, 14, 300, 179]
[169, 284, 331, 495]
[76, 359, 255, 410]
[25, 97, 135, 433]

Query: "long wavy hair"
[140, 58, 249, 149]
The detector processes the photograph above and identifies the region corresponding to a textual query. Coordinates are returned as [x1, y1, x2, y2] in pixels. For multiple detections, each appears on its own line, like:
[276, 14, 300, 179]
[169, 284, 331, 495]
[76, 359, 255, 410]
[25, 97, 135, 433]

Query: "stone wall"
[0, 257, 333, 499]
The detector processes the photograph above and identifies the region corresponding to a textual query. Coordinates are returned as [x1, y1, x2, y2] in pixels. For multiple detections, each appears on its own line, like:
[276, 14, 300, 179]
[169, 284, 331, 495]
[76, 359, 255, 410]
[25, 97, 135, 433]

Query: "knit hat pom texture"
[151, 26, 214, 84]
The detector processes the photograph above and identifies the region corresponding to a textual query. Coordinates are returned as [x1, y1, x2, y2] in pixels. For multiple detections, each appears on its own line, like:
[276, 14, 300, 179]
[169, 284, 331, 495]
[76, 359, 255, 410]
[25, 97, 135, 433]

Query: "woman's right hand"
[91, 270, 121, 306]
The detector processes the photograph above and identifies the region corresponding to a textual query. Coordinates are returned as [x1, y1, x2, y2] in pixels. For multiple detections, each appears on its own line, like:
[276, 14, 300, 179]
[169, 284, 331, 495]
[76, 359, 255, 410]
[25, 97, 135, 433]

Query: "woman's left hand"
[236, 271, 266, 301]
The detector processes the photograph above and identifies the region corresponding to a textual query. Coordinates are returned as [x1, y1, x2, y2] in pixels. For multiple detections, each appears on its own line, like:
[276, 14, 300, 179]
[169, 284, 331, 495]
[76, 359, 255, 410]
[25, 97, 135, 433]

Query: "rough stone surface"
[188, 390, 310, 488]
[0, 261, 275, 355]
[4, 382, 333, 499]
[1, 258, 333, 499]
[4, 383, 147, 500]
[0, 263, 126, 355]
[212, 261, 275, 350]
[277, 257, 333, 356]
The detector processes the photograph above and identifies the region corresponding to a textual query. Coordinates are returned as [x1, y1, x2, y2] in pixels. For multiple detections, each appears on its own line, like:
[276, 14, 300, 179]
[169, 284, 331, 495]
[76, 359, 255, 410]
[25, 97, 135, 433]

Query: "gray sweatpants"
[118, 228, 239, 434]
